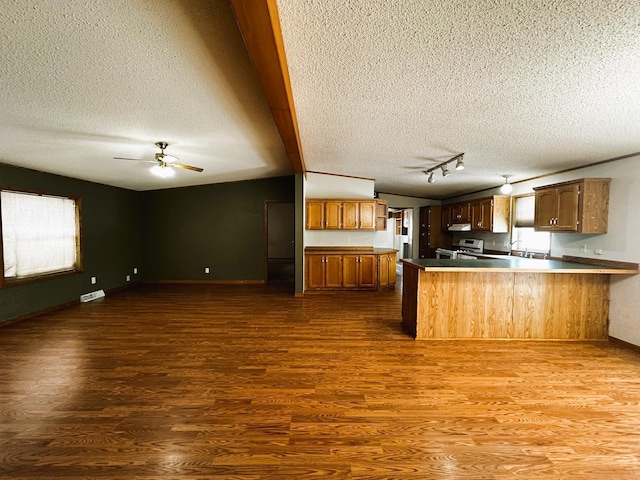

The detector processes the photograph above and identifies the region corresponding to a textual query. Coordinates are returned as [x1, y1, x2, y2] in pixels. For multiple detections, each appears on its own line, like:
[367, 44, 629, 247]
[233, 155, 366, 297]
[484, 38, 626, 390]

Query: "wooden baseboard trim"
[0, 282, 141, 328]
[609, 336, 640, 353]
[144, 280, 266, 285]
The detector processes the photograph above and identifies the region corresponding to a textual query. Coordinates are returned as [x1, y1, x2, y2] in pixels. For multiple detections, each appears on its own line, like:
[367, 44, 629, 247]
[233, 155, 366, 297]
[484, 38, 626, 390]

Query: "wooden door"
[306, 201, 324, 229]
[306, 255, 325, 289]
[324, 255, 343, 288]
[325, 201, 342, 229]
[359, 202, 376, 230]
[342, 202, 359, 229]
[266, 202, 294, 284]
[534, 188, 557, 231]
[342, 255, 359, 288]
[554, 184, 580, 231]
[358, 255, 377, 288]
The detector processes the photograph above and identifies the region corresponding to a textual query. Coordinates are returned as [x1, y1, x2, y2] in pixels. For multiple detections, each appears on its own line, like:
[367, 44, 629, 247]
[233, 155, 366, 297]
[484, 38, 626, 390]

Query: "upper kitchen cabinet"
[470, 196, 511, 233]
[305, 199, 388, 231]
[450, 202, 471, 224]
[533, 178, 610, 233]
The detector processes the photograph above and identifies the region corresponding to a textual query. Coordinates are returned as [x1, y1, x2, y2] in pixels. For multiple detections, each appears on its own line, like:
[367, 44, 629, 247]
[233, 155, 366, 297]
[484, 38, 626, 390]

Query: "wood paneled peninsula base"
[401, 257, 638, 340]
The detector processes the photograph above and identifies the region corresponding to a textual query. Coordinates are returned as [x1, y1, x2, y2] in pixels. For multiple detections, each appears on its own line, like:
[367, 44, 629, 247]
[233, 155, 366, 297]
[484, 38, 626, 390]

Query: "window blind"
[513, 194, 535, 228]
[2, 190, 78, 279]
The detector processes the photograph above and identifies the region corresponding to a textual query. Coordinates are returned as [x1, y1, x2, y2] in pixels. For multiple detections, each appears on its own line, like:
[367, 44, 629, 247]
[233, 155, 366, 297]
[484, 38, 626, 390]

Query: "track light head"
[441, 165, 450, 177]
[455, 156, 465, 170]
[427, 171, 435, 183]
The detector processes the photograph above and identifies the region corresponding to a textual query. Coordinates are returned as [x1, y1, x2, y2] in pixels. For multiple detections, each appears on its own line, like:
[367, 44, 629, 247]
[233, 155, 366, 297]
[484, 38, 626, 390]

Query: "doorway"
[265, 201, 295, 285]
[389, 207, 413, 263]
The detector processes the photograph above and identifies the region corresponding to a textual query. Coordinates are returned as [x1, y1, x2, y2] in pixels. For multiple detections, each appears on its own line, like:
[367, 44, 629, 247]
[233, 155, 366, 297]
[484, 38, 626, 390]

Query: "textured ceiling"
[1, 1, 639, 197]
[276, 0, 640, 198]
[0, 0, 291, 191]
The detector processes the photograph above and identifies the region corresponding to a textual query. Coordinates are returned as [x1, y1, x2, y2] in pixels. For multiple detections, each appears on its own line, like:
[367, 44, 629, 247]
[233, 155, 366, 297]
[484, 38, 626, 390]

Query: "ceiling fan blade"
[172, 163, 203, 172]
[114, 156, 155, 163]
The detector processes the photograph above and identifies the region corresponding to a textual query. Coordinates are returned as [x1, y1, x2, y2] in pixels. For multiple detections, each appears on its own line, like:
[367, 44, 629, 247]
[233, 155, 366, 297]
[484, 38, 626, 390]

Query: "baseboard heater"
[80, 289, 105, 302]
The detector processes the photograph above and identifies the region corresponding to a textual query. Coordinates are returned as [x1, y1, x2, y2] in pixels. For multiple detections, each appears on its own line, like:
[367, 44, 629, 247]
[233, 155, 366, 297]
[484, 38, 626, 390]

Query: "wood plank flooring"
[1, 283, 640, 479]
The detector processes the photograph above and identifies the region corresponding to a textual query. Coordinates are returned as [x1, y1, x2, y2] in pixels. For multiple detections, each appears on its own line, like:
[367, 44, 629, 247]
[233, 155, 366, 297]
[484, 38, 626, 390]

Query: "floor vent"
[80, 289, 105, 303]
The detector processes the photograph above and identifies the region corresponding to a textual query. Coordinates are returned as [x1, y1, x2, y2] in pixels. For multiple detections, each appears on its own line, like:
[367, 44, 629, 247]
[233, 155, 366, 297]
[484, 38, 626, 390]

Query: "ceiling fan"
[114, 142, 204, 177]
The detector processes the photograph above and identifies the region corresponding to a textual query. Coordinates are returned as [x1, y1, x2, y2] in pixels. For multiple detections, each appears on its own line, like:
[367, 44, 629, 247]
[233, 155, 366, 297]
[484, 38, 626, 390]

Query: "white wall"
[450, 155, 640, 346]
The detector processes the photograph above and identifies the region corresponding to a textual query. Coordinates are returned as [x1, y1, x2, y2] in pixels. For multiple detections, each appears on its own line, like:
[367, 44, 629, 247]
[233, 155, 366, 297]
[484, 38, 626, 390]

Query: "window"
[511, 194, 550, 254]
[1, 189, 82, 286]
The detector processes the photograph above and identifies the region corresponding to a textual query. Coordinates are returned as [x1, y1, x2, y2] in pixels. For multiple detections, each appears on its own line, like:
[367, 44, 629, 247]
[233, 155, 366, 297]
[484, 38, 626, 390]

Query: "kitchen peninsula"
[401, 257, 638, 340]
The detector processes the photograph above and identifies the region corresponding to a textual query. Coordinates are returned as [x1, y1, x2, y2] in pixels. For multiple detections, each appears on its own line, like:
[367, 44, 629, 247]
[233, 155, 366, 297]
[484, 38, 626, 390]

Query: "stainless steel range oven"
[435, 238, 484, 259]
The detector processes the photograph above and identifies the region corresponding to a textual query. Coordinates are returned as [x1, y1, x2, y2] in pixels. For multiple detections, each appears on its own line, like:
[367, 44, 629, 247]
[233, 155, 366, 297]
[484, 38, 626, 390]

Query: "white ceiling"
[1, 1, 640, 198]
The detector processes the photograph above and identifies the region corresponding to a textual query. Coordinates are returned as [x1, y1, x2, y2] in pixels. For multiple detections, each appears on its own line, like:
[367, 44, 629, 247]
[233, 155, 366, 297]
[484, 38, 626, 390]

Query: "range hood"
[448, 223, 471, 231]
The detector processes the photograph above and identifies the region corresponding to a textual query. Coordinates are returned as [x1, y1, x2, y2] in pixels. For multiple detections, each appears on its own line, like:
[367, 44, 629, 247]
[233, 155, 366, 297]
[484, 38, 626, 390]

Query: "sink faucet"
[509, 240, 524, 255]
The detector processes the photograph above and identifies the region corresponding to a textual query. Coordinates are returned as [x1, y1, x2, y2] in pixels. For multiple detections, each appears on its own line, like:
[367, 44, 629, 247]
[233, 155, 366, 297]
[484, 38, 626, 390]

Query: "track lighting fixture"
[423, 153, 465, 184]
[500, 175, 513, 194]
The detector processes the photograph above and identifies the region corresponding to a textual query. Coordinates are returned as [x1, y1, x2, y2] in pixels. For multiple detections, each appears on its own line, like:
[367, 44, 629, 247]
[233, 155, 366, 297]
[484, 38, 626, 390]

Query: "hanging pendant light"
[500, 175, 513, 194]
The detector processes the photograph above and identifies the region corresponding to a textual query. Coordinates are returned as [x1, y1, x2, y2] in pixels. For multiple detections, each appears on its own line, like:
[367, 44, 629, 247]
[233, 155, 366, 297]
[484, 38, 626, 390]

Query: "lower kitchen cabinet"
[305, 248, 397, 291]
[378, 252, 397, 288]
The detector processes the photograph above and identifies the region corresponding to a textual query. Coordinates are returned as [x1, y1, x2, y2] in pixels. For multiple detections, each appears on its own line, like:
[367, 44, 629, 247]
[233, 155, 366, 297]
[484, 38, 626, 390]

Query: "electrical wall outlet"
[126, 275, 131, 282]
[91, 276, 97, 285]
[580, 244, 587, 253]
[595, 249, 603, 255]
[205, 267, 210, 274]
[133, 267, 138, 274]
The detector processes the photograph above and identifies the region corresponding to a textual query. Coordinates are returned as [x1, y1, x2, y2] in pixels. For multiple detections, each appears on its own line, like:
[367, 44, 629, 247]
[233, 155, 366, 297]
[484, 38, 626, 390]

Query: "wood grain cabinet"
[450, 202, 471, 224]
[470, 195, 511, 232]
[343, 254, 377, 289]
[306, 200, 325, 230]
[440, 204, 452, 230]
[305, 248, 396, 290]
[533, 178, 610, 233]
[377, 252, 397, 288]
[305, 199, 387, 230]
[419, 206, 449, 259]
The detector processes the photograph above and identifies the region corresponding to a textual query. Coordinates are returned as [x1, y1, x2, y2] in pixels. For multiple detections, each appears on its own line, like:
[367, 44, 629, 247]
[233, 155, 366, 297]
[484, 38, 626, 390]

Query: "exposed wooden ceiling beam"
[231, 0, 306, 176]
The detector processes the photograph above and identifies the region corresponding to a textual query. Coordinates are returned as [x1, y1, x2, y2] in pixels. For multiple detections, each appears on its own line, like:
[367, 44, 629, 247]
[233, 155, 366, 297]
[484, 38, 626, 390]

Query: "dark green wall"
[140, 176, 295, 281]
[0, 164, 142, 323]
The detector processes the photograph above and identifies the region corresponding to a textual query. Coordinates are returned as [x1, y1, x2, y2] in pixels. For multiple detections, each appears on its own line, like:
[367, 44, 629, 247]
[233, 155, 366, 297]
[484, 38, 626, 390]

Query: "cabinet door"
[378, 254, 389, 287]
[359, 255, 377, 288]
[324, 201, 342, 229]
[419, 207, 429, 258]
[359, 201, 376, 230]
[470, 201, 482, 230]
[306, 255, 325, 289]
[478, 198, 493, 232]
[375, 201, 388, 231]
[342, 202, 359, 229]
[554, 184, 580, 231]
[324, 255, 343, 288]
[441, 204, 452, 230]
[306, 201, 325, 229]
[534, 188, 557, 231]
[342, 255, 359, 288]
[388, 253, 397, 285]
[451, 203, 470, 223]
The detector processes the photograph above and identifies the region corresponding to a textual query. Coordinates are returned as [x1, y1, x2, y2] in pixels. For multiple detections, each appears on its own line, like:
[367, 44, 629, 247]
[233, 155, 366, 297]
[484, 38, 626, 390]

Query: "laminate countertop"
[401, 257, 638, 274]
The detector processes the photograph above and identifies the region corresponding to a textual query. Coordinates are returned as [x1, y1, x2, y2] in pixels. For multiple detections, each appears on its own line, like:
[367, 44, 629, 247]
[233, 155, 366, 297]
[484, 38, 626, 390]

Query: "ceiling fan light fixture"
[151, 164, 175, 178]
[500, 175, 513, 194]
